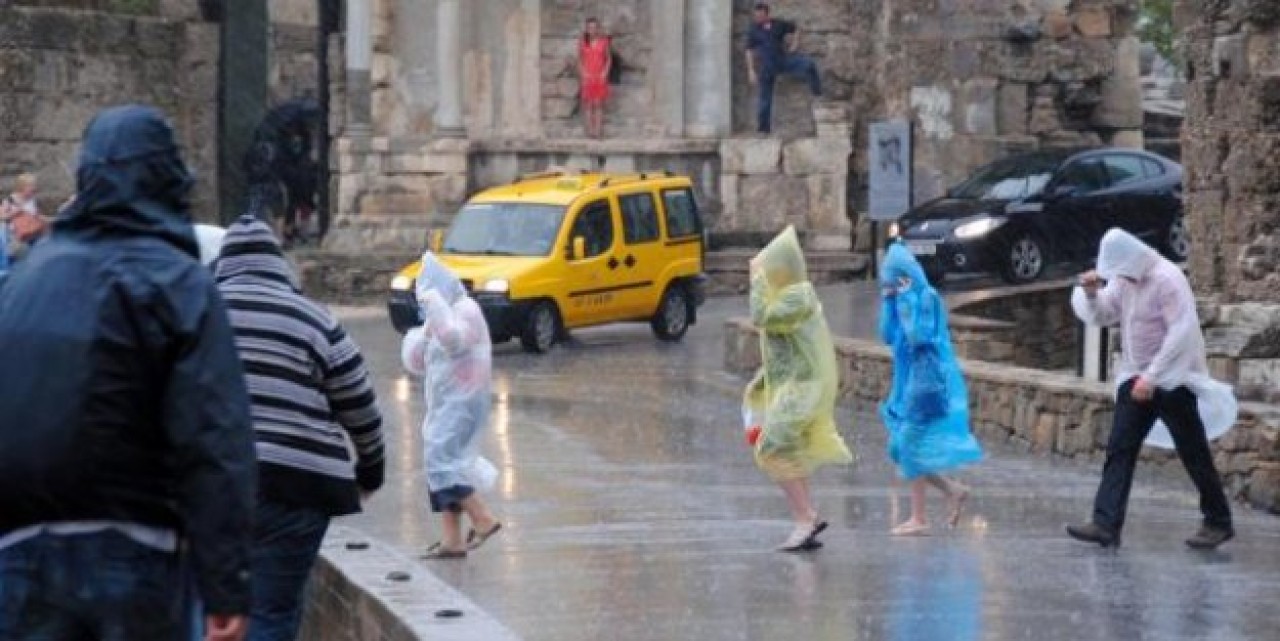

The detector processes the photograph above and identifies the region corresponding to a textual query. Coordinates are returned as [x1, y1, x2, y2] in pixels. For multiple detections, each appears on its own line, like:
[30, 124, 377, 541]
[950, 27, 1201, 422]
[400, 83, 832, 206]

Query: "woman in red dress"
[578, 18, 612, 139]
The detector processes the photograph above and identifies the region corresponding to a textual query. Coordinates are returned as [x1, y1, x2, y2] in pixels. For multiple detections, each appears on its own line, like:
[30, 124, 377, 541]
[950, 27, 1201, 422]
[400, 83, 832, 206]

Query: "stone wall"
[1178, 0, 1280, 304]
[948, 279, 1079, 371]
[867, 0, 1145, 204]
[724, 318, 1280, 514]
[729, 0, 872, 139]
[0, 2, 219, 219]
[268, 1, 321, 106]
[540, 0, 652, 137]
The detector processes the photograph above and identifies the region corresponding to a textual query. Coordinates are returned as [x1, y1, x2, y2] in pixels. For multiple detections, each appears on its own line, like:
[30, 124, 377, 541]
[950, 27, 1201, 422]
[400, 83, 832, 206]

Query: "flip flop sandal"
[422, 547, 467, 560]
[466, 523, 504, 551]
[805, 520, 829, 544]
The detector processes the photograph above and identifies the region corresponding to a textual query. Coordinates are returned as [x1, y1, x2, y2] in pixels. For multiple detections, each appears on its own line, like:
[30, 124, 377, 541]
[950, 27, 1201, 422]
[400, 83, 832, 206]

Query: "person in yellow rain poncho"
[743, 226, 852, 552]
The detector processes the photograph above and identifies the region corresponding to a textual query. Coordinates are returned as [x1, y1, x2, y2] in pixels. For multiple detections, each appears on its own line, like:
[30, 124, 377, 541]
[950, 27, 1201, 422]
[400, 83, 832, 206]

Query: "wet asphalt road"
[335, 284, 1280, 641]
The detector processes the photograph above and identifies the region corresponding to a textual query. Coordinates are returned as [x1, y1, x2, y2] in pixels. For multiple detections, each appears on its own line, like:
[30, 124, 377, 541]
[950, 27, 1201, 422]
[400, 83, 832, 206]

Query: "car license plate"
[907, 242, 938, 256]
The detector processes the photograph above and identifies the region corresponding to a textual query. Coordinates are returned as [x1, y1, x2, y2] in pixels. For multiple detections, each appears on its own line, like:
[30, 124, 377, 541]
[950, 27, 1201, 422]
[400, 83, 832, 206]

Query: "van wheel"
[520, 302, 561, 353]
[651, 285, 691, 342]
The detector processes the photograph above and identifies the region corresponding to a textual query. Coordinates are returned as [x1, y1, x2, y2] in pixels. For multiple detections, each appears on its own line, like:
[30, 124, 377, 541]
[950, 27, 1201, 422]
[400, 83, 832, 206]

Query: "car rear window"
[619, 193, 661, 245]
[1103, 155, 1146, 187]
[1142, 158, 1165, 179]
[662, 188, 701, 239]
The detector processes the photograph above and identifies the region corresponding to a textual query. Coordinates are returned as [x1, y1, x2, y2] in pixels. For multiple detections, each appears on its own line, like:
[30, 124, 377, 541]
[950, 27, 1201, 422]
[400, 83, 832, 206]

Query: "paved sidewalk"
[336, 290, 1280, 641]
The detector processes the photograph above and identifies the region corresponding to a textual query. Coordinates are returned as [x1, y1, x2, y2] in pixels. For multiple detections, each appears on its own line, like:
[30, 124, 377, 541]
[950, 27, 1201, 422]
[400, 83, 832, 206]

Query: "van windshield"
[443, 203, 566, 257]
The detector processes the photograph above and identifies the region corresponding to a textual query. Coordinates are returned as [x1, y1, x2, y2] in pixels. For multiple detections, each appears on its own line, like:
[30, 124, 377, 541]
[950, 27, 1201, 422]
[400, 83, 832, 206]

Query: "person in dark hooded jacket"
[0, 105, 256, 641]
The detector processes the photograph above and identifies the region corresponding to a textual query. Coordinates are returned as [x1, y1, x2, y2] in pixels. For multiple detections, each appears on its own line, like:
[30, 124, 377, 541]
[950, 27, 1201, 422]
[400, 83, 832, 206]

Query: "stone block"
[738, 175, 808, 232]
[1212, 34, 1247, 78]
[1043, 10, 1073, 39]
[998, 82, 1029, 135]
[962, 78, 999, 136]
[1092, 36, 1143, 129]
[1074, 5, 1112, 37]
[720, 138, 782, 175]
[806, 174, 849, 230]
[782, 139, 851, 176]
[1110, 129, 1144, 149]
[720, 173, 740, 222]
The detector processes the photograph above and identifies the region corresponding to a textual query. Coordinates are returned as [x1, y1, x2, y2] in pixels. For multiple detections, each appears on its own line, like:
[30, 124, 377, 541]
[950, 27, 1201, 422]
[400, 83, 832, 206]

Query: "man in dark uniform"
[745, 3, 823, 134]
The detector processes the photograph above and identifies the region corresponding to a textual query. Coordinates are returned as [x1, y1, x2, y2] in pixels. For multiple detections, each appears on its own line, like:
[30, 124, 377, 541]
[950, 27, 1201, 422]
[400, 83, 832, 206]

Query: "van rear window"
[662, 189, 700, 239]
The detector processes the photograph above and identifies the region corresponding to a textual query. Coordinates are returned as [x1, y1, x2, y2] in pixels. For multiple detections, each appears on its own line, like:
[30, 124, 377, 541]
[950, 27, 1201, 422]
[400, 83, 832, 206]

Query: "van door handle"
[607, 256, 620, 270]
[624, 255, 636, 268]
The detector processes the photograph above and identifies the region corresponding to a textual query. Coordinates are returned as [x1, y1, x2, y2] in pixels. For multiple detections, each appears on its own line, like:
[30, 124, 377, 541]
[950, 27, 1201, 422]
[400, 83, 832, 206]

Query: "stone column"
[344, 0, 372, 135]
[685, 0, 732, 138]
[651, 0, 686, 137]
[435, 0, 466, 137]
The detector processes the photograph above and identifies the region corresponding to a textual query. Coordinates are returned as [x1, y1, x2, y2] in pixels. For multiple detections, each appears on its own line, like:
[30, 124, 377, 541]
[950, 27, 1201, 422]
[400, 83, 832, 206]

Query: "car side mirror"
[569, 236, 586, 261]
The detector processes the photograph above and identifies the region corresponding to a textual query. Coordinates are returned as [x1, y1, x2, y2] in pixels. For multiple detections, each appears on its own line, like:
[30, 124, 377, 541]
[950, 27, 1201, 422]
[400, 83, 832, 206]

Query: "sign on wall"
[868, 120, 913, 221]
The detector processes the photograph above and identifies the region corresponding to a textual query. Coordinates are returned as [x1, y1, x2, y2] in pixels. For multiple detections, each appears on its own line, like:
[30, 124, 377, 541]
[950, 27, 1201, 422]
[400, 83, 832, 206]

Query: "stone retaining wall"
[299, 526, 519, 641]
[948, 280, 1079, 371]
[724, 318, 1280, 515]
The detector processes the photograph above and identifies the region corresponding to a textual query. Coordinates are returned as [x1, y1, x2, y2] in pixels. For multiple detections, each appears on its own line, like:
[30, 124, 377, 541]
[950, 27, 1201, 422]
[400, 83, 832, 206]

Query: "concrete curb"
[300, 526, 521, 641]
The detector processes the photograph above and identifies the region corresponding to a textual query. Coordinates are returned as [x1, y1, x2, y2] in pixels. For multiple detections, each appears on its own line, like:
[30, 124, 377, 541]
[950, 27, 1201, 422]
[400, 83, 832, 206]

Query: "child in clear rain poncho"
[401, 251, 502, 559]
[879, 242, 982, 536]
[743, 227, 852, 552]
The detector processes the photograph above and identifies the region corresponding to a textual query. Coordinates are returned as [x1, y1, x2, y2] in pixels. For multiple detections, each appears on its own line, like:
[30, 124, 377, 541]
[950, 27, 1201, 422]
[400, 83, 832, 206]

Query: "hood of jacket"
[752, 226, 809, 293]
[416, 250, 467, 305]
[880, 241, 933, 294]
[213, 215, 301, 291]
[54, 105, 198, 258]
[1096, 228, 1161, 281]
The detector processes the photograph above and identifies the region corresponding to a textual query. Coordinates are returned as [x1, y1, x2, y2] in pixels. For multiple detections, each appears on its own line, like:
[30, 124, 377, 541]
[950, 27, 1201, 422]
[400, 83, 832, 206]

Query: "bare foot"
[947, 485, 971, 529]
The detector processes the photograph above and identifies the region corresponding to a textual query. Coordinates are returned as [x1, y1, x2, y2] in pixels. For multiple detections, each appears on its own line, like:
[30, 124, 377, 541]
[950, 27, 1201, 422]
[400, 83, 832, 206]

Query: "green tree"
[1139, 0, 1178, 64]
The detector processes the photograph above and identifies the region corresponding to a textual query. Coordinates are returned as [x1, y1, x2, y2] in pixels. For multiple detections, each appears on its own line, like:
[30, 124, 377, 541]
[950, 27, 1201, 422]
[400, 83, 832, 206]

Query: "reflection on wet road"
[337, 285, 1280, 641]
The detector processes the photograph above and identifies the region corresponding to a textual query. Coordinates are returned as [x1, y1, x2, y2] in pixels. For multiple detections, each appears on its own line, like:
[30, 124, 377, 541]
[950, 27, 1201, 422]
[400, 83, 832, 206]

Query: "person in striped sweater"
[214, 215, 386, 641]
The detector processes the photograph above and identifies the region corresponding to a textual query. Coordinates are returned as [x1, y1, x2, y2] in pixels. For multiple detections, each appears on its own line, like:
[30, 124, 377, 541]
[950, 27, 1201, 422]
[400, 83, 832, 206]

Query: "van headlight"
[954, 216, 1005, 240]
[391, 275, 414, 291]
[481, 279, 510, 293]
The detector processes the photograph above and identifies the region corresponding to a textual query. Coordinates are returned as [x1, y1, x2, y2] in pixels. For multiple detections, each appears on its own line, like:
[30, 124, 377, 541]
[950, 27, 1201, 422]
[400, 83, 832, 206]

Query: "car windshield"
[443, 203, 566, 256]
[949, 157, 1059, 201]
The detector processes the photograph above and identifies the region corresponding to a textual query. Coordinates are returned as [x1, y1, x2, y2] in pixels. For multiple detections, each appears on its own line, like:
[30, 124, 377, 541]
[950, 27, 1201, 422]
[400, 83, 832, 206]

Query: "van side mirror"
[570, 236, 586, 261]
[428, 229, 445, 253]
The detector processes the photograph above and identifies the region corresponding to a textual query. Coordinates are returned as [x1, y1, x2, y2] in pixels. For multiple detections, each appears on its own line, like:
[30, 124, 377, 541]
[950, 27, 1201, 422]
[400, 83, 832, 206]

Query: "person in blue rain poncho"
[879, 241, 982, 536]
[401, 252, 503, 559]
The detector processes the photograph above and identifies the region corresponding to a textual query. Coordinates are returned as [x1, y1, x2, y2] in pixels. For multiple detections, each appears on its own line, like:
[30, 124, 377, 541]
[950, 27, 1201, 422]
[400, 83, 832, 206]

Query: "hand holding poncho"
[878, 243, 982, 480]
[743, 227, 852, 480]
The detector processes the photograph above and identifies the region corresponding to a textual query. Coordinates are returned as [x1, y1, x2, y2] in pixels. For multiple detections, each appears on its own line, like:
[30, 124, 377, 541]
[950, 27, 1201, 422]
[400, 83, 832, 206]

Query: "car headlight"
[391, 275, 414, 291]
[481, 279, 510, 293]
[954, 216, 1005, 240]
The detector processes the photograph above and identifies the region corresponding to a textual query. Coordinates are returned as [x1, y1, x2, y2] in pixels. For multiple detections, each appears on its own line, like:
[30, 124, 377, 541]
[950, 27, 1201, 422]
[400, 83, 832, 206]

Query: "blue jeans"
[247, 502, 330, 641]
[0, 530, 193, 641]
[757, 55, 823, 133]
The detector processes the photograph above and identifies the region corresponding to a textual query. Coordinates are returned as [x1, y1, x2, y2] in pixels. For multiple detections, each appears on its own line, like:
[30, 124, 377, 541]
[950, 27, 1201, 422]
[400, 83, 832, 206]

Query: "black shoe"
[1066, 522, 1120, 548]
[1185, 525, 1234, 550]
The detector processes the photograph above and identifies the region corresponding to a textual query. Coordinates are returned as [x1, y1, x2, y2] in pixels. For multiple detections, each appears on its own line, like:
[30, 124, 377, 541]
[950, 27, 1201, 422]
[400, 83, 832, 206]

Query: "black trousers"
[1093, 378, 1233, 534]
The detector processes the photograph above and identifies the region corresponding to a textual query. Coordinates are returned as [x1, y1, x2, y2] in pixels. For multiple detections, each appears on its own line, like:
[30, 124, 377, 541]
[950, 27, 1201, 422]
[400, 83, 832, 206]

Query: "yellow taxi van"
[387, 169, 708, 353]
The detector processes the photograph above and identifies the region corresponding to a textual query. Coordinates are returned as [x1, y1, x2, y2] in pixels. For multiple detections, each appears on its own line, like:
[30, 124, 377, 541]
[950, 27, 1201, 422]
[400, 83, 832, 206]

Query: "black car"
[896, 148, 1187, 284]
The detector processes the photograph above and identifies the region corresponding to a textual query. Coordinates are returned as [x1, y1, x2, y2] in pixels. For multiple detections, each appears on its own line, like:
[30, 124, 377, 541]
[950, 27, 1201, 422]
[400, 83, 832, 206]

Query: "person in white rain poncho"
[401, 252, 502, 559]
[1067, 229, 1235, 550]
